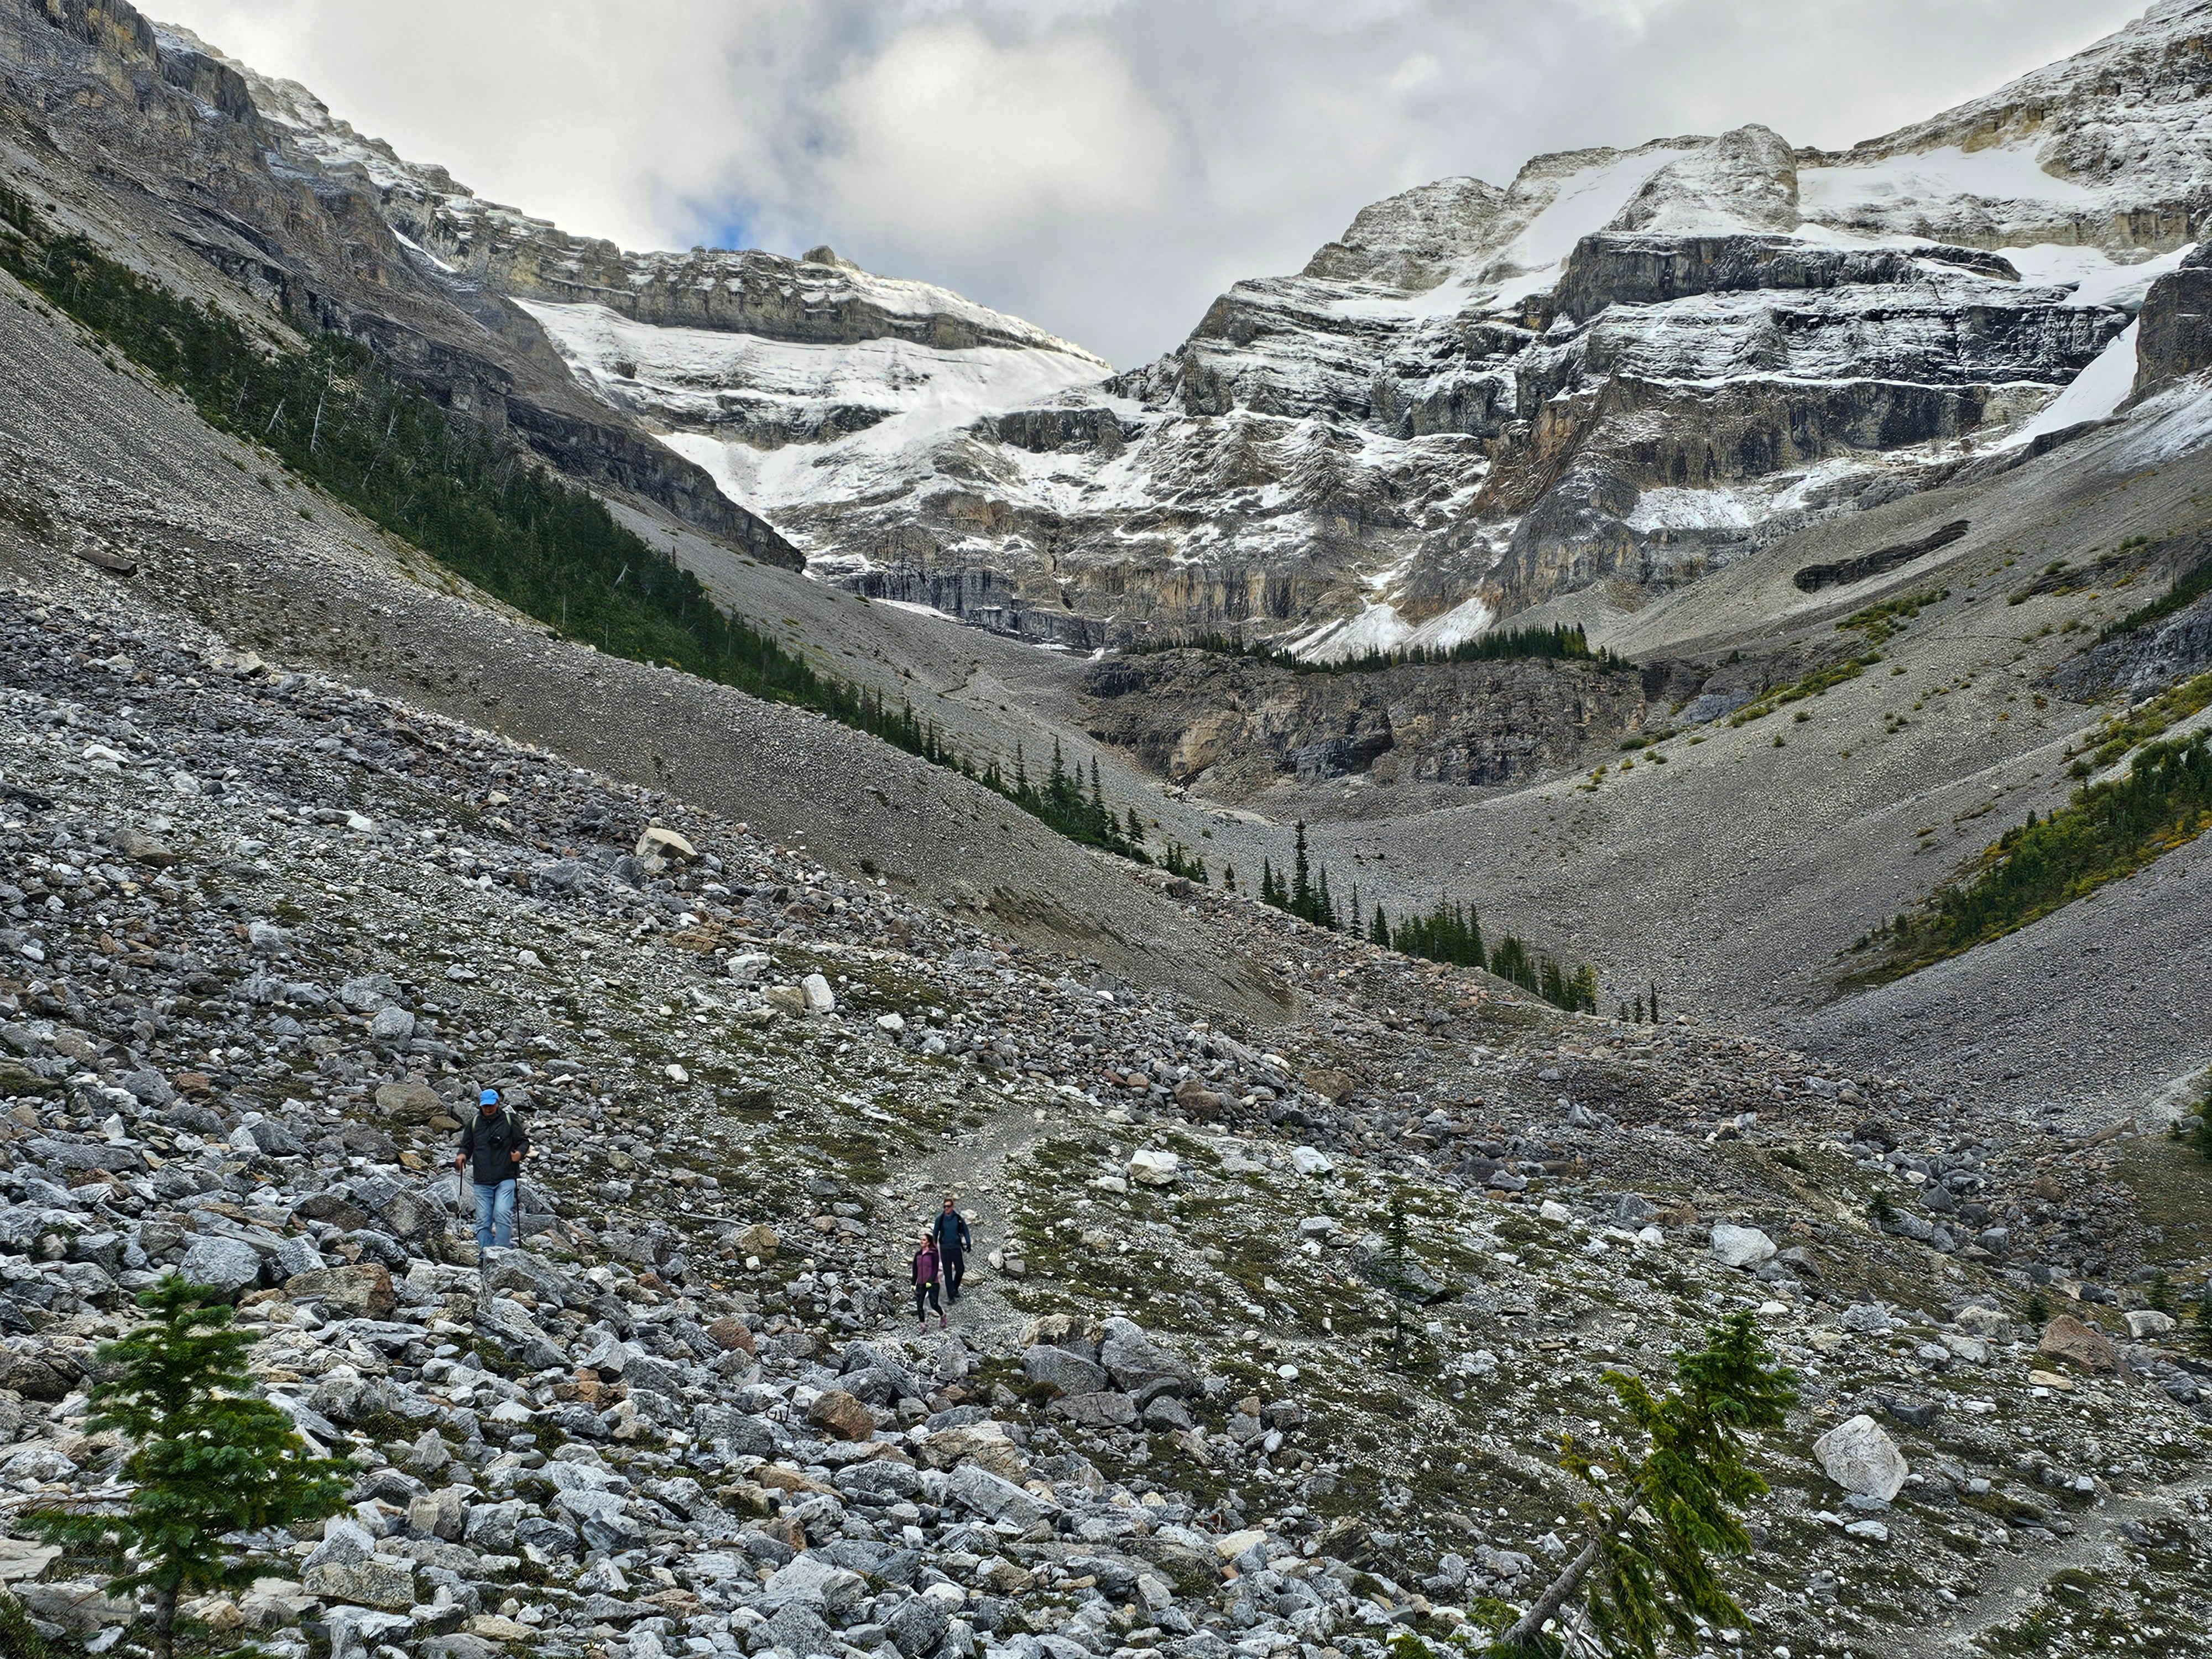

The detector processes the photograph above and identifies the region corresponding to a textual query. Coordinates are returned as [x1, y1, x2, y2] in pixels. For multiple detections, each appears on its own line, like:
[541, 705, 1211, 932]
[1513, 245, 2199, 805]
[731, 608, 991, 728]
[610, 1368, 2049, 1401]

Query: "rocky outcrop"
[1078, 650, 1670, 799]
[2046, 532, 2212, 700]
[2132, 243, 2212, 393]
[1794, 520, 1971, 593]
[1554, 234, 2018, 319]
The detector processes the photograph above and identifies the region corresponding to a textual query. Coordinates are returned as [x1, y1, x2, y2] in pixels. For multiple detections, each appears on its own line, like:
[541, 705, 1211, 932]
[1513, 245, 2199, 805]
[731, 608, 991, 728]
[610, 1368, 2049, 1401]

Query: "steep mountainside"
[0, 0, 794, 568]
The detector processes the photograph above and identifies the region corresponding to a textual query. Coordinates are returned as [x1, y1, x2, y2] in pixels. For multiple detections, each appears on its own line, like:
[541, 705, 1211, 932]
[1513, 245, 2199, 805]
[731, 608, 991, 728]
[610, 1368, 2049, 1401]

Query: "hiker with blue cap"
[455, 1087, 529, 1251]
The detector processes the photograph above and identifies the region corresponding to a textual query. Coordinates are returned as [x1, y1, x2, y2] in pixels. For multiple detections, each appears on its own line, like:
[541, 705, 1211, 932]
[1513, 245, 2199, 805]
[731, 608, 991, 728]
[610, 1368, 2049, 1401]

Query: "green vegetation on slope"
[0, 187, 1146, 860]
[1839, 587, 1948, 646]
[1128, 622, 1629, 675]
[2074, 669, 2212, 773]
[1369, 895, 1600, 1014]
[2099, 550, 2211, 643]
[1726, 653, 1882, 726]
[1849, 731, 2212, 985]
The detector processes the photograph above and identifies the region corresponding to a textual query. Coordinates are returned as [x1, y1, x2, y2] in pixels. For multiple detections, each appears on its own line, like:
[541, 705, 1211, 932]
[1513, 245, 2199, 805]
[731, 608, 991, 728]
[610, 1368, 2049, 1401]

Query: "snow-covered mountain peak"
[1609, 124, 1801, 236]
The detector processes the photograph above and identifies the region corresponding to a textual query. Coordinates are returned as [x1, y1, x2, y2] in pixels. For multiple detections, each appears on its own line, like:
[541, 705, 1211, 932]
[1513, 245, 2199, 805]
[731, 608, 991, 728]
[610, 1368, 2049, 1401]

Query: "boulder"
[706, 1315, 756, 1354]
[801, 973, 836, 1015]
[1813, 1415, 1908, 1501]
[373, 1078, 445, 1124]
[111, 826, 179, 867]
[1126, 1149, 1180, 1186]
[2126, 1309, 2176, 1339]
[2039, 1314, 2120, 1374]
[178, 1235, 263, 1296]
[919, 1421, 1028, 1481]
[635, 824, 697, 869]
[763, 985, 809, 1019]
[733, 1223, 780, 1260]
[1023, 1344, 1108, 1397]
[284, 1264, 397, 1320]
[948, 1464, 1055, 1530]
[807, 1388, 877, 1442]
[1098, 1317, 1192, 1395]
[1051, 1391, 1138, 1429]
[1708, 1224, 1776, 1269]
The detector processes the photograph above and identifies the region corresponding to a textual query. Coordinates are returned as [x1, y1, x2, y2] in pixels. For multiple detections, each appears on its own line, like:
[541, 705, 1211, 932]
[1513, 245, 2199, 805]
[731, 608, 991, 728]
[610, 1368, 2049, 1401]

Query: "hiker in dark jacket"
[912, 1232, 945, 1331]
[933, 1195, 972, 1302]
[455, 1089, 528, 1251]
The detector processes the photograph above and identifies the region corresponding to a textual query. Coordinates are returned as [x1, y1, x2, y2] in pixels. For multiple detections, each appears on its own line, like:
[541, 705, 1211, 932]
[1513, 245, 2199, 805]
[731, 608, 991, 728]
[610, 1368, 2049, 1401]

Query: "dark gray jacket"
[457, 1105, 528, 1186]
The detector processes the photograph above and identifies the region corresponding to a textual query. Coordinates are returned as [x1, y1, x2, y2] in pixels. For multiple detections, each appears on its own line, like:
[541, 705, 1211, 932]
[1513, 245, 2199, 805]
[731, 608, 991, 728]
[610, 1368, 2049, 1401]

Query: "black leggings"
[914, 1280, 941, 1321]
[942, 1250, 966, 1298]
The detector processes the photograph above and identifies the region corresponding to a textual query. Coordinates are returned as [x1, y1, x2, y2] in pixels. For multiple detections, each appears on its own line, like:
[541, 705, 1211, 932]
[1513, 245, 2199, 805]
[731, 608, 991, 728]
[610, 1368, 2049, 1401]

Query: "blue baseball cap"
[478, 1089, 500, 1107]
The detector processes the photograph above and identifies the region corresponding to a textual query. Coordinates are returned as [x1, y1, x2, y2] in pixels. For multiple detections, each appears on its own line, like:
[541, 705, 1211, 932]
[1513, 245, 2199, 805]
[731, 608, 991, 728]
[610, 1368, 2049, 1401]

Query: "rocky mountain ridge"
[18, 0, 2206, 664]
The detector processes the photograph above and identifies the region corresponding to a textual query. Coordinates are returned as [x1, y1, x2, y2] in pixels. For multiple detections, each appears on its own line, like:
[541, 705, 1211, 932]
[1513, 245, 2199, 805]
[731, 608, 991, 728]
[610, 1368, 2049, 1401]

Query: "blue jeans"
[474, 1180, 517, 1250]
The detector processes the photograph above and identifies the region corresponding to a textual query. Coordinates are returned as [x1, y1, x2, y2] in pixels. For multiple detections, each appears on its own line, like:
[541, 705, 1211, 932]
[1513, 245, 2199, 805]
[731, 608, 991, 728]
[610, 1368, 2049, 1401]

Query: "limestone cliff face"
[1078, 650, 1667, 801]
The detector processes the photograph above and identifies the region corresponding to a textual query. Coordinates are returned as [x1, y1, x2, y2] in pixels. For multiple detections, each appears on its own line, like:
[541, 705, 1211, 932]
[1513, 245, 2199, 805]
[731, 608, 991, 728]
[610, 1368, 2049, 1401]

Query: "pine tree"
[1290, 822, 1314, 919]
[1316, 866, 1336, 930]
[2193, 1296, 2212, 1361]
[28, 1277, 351, 1659]
[1126, 806, 1145, 847]
[1223, 863, 1237, 893]
[1370, 903, 1390, 948]
[1502, 1311, 1797, 1655]
[1649, 979, 1661, 1023]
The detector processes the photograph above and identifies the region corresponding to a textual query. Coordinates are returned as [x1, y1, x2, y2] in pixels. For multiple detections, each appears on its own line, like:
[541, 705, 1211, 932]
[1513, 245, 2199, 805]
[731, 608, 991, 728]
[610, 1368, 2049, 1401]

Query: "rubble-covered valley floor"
[0, 587, 2208, 1659]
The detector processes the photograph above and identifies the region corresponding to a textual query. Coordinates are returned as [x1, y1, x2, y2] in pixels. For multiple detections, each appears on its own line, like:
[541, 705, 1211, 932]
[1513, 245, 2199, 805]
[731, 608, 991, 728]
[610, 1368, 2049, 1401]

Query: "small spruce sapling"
[1497, 1311, 1797, 1656]
[28, 1276, 351, 1659]
[2026, 1288, 2052, 1326]
[1867, 1190, 1898, 1229]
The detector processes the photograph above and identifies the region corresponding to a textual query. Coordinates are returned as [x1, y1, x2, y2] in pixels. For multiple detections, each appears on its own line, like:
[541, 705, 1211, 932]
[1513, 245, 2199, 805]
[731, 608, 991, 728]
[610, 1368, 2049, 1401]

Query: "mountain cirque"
[19, 3, 2198, 656]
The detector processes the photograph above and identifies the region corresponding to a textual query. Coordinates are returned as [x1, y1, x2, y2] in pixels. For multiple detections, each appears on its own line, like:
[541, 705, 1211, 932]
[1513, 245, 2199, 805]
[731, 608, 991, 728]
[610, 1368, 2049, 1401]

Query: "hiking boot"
[938, 1311, 948, 1329]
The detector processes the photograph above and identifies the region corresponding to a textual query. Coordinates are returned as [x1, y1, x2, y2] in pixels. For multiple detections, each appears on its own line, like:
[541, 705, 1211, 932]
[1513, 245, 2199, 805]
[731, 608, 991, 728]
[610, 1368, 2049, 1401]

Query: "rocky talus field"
[0, 2, 2210, 1658]
[0, 589, 2207, 1659]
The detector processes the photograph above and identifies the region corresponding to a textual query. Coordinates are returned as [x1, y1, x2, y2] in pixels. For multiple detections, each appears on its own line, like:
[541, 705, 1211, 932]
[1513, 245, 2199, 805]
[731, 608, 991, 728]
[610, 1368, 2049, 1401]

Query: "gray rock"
[1023, 1344, 1108, 1397]
[1098, 1317, 1192, 1395]
[1052, 1391, 1139, 1429]
[885, 1593, 951, 1657]
[949, 1465, 1055, 1530]
[178, 1234, 263, 1296]
[1708, 1224, 1776, 1269]
[1813, 1415, 1908, 1501]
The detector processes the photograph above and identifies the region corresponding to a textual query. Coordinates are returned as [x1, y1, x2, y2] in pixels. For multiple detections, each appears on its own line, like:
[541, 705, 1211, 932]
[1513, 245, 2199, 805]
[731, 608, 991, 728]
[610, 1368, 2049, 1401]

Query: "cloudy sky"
[155, 0, 2146, 366]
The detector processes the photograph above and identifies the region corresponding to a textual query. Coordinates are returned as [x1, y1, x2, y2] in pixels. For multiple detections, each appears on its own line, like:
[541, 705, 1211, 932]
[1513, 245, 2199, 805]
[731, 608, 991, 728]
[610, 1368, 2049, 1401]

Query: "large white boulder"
[1813, 1414, 1908, 1500]
[1708, 1224, 1777, 1269]
[1126, 1149, 1180, 1186]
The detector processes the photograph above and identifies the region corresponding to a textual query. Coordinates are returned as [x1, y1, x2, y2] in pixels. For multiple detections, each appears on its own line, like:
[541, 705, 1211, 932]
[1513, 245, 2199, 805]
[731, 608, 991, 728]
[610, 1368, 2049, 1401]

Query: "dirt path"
[873, 1085, 1056, 1353]
[1901, 1472, 2212, 1655]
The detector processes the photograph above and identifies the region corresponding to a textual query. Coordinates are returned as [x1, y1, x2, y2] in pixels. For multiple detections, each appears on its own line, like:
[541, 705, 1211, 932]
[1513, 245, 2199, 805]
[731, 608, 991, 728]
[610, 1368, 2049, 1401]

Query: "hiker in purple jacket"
[912, 1232, 945, 1331]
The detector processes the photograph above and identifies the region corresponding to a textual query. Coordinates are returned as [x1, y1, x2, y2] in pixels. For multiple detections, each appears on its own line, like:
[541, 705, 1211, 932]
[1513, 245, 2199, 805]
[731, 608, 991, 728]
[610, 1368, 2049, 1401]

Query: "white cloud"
[148, 0, 2150, 365]
[822, 23, 1175, 238]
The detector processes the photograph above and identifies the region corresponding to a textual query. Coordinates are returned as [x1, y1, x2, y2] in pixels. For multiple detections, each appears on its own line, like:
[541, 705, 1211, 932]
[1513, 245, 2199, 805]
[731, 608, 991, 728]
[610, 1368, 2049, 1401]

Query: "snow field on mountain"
[518, 300, 1112, 515]
[1798, 143, 2100, 221]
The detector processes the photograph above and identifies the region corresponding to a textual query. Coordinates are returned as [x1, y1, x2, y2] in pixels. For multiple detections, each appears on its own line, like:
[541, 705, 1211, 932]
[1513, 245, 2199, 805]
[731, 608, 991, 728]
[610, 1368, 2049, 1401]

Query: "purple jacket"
[912, 1244, 940, 1285]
